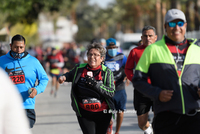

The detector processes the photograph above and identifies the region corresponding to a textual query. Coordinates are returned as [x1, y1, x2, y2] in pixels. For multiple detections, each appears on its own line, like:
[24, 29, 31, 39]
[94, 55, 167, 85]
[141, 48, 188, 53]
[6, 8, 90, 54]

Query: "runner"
[132, 9, 200, 134]
[0, 34, 49, 128]
[46, 47, 64, 97]
[125, 26, 157, 134]
[104, 38, 128, 134]
[58, 42, 115, 134]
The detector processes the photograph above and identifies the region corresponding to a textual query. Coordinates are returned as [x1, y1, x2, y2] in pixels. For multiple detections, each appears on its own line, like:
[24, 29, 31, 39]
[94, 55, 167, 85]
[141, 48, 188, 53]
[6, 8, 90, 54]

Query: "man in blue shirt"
[0, 34, 49, 128]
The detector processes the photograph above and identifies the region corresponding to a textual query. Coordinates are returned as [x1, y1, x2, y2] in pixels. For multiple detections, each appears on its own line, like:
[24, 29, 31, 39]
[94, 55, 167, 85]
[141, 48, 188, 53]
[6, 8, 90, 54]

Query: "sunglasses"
[168, 21, 185, 27]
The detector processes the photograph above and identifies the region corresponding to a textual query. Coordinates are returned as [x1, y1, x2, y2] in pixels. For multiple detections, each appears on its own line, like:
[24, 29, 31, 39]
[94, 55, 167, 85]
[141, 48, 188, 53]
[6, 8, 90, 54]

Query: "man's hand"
[197, 88, 200, 98]
[58, 75, 66, 84]
[159, 90, 173, 102]
[29, 88, 37, 98]
[123, 77, 130, 86]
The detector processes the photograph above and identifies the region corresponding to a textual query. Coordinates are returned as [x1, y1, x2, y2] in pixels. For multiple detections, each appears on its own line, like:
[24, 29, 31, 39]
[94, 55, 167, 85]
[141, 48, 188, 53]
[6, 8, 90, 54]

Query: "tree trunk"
[170, 0, 181, 9]
[185, 1, 192, 31]
[194, 0, 200, 30]
[156, 0, 162, 39]
[134, 5, 143, 33]
[162, 2, 167, 35]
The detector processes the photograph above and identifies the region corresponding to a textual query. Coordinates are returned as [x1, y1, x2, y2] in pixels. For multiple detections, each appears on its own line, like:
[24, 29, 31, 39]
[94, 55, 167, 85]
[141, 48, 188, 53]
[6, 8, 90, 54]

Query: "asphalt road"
[31, 81, 154, 134]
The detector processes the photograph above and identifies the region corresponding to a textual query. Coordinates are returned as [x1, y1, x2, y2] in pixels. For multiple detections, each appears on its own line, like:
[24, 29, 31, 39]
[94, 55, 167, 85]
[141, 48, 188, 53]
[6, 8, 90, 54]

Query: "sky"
[88, 0, 115, 8]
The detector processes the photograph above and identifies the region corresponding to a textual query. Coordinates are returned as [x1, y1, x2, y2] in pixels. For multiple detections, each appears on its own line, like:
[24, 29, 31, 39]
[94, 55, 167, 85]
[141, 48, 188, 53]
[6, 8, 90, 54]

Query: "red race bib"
[82, 98, 101, 110]
[9, 70, 25, 84]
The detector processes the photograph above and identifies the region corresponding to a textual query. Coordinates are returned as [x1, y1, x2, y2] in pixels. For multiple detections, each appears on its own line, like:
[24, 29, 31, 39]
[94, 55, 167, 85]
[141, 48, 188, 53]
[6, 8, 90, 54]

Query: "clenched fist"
[159, 90, 173, 102]
[58, 75, 66, 84]
[29, 88, 37, 98]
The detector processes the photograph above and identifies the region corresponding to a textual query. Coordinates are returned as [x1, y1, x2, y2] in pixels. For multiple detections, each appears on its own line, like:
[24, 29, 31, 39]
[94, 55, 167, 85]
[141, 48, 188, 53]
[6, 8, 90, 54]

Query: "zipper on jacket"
[175, 45, 185, 114]
[176, 39, 197, 114]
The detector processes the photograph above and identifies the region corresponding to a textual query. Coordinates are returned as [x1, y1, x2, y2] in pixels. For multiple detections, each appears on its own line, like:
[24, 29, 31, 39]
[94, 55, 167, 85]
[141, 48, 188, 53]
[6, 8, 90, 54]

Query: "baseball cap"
[165, 9, 186, 23]
[106, 38, 116, 46]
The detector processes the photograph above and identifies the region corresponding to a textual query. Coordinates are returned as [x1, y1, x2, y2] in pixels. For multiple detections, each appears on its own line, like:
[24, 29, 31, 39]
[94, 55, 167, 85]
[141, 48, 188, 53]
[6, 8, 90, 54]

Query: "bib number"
[10, 75, 25, 84]
[82, 98, 101, 110]
[9, 70, 25, 84]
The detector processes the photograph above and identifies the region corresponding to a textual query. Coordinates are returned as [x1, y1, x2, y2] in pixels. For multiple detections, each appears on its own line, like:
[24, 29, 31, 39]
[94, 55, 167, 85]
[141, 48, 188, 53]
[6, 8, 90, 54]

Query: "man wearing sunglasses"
[132, 9, 200, 134]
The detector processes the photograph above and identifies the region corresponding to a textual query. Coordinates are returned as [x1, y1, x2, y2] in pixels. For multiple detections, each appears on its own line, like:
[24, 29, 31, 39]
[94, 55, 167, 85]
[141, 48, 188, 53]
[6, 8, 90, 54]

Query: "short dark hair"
[11, 34, 26, 45]
[142, 26, 156, 35]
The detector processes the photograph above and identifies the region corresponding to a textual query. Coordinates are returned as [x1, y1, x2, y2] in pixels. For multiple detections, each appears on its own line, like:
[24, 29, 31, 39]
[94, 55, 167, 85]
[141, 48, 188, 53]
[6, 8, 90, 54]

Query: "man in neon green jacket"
[133, 9, 200, 134]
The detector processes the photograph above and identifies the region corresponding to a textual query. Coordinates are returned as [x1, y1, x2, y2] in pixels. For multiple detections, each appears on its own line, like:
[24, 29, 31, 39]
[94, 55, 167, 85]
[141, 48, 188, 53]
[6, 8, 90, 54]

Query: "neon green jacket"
[133, 36, 200, 115]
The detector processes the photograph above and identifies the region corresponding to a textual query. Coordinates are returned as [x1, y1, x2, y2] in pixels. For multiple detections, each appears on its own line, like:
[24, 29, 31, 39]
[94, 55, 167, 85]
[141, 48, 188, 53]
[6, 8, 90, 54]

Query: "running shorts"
[113, 89, 127, 111]
[134, 89, 153, 116]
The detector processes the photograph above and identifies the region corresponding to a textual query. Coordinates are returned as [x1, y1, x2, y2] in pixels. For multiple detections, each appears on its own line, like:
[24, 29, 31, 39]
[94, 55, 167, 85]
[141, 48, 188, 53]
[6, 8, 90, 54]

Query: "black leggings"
[77, 108, 112, 134]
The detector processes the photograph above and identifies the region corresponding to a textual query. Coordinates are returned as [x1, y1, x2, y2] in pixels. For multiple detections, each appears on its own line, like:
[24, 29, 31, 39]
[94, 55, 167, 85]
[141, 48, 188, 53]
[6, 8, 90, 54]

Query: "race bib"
[82, 98, 101, 110]
[9, 70, 25, 84]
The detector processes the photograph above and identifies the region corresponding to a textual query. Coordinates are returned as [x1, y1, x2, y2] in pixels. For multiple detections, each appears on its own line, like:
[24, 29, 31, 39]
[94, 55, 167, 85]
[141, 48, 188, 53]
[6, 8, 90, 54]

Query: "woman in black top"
[58, 42, 115, 134]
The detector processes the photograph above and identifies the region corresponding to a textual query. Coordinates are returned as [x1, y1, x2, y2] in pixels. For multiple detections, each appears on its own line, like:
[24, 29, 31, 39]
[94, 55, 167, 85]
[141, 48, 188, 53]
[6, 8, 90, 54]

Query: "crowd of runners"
[0, 8, 200, 134]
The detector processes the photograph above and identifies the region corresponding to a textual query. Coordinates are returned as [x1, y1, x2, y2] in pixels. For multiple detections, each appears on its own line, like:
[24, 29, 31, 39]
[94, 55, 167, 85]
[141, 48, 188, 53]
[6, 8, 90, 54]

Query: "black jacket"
[63, 63, 115, 117]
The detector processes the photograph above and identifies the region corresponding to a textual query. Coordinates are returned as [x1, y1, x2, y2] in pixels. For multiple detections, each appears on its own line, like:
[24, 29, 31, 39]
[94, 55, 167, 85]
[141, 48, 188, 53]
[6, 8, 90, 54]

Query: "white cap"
[165, 9, 186, 23]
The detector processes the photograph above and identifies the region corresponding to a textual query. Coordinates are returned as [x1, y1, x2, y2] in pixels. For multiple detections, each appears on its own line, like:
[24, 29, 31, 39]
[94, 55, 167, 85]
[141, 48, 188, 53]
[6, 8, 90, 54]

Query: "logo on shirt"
[105, 61, 119, 71]
[5, 66, 25, 73]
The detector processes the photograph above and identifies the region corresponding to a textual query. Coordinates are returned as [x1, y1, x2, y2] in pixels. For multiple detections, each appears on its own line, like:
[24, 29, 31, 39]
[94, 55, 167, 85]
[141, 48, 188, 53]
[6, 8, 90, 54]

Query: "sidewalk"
[31, 82, 153, 134]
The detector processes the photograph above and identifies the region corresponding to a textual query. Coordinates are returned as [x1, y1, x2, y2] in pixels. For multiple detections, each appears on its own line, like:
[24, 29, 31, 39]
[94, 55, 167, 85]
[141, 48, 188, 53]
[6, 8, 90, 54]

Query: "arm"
[132, 48, 162, 101]
[125, 49, 136, 81]
[59, 65, 78, 83]
[133, 70, 162, 101]
[122, 55, 128, 78]
[35, 60, 49, 95]
[122, 55, 130, 86]
[133, 70, 173, 102]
